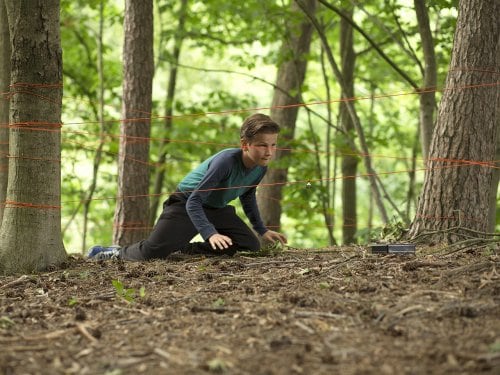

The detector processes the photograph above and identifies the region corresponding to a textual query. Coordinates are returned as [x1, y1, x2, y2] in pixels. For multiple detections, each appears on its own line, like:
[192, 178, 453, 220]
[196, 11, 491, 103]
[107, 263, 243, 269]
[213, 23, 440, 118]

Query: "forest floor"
[0, 244, 499, 375]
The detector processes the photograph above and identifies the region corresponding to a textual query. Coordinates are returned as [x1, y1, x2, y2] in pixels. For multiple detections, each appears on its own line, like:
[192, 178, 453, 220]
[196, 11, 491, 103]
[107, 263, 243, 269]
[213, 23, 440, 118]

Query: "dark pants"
[120, 194, 261, 260]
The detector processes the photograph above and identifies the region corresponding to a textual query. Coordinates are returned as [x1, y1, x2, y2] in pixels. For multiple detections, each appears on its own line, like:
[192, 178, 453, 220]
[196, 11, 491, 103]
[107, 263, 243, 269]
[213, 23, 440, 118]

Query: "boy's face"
[241, 132, 278, 168]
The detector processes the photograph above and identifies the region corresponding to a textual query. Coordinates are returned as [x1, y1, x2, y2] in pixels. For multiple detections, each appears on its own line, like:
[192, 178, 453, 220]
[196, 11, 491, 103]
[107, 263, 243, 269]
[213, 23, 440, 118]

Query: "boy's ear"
[240, 138, 249, 151]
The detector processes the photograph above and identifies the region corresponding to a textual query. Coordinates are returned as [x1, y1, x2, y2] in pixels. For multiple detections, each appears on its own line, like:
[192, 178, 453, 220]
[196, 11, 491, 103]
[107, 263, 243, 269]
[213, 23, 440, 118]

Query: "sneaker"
[87, 245, 121, 260]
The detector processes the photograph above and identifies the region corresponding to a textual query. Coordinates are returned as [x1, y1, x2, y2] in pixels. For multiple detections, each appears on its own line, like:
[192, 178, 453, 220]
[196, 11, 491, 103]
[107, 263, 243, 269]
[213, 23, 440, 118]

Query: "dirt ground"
[0, 245, 499, 375]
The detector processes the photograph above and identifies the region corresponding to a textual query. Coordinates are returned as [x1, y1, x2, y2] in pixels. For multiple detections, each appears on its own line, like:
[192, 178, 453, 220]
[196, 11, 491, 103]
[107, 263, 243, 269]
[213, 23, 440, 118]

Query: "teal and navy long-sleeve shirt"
[177, 148, 268, 240]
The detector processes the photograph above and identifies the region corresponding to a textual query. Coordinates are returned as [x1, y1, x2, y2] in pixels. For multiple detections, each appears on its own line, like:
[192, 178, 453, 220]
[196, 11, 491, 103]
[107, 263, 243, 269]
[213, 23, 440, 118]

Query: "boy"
[88, 113, 287, 260]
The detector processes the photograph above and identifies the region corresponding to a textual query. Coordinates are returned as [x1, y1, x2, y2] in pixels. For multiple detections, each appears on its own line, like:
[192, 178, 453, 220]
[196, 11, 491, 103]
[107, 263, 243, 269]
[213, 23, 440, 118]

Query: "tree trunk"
[113, 0, 154, 246]
[339, 6, 358, 244]
[0, 0, 66, 274]
[414, 0, 437, 160]
[82, 0, 106, 253]
[489, 133, 499, 232]
[408, 0, 499, 242]
[257, 0, 315, 231]
[149, 0, 188, 225]
[0, 0, 10, 224]
[297, 0, 389, 224]
[488, 42, 500, 232]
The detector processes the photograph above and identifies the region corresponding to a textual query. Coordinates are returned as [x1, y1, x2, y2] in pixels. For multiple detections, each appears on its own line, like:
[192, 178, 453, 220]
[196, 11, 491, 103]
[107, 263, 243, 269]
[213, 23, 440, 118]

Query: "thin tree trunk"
[296, 0, 389, 224]
[0, 0, 66, 274]
[113, 0, 154, 245]
[149, 0, 188, 225]
[367, 84, 375, 240]
[408, 0, 498, 242]
[339, 6, 358, 244]
[414, 0, 437, 160]
[320, 45, 336, 245]
[82, 0, 106, 252]
[0, 0, 10, 224]
[305, 110, 335, 245]
[406, 127, 419, 219]
[257, 0, 316, 232]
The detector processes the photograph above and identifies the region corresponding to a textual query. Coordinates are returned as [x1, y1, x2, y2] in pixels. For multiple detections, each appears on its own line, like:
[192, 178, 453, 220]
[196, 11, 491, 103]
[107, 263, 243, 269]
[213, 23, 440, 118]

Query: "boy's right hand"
[208, 233, 233, 250]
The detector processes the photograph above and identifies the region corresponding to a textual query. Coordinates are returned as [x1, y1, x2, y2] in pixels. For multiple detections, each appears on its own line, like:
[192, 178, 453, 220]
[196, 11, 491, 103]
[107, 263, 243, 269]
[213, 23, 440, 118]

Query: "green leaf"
[0, 316, 15, 329]
[212, 298, 225, 308]
[207, 358, 227, 373]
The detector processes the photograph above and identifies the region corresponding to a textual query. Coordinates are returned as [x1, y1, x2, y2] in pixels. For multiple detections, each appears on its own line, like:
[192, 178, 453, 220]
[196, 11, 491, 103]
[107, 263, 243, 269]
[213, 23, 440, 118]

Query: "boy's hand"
[208, 233, 233, 250]
[262, 230, 287, 245]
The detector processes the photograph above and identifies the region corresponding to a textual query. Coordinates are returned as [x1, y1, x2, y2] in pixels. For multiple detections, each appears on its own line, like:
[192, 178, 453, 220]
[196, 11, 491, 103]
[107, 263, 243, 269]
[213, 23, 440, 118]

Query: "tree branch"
[317, 0, 419, 89]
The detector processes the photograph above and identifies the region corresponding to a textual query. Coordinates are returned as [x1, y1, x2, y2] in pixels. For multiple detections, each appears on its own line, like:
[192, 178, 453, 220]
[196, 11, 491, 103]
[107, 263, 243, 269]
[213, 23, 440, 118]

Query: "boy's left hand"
[262, 230, 287, 245]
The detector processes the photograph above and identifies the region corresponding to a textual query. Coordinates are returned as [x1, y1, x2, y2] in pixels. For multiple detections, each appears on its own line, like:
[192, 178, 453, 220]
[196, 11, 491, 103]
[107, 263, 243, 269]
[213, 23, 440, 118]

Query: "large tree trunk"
[113, 0, 154, 246]
[257, 0, 315, 231]
[414, 0, 437, 160]
[488, 41, 500, 233]
[0, 0, 66, 274]
[408, 0, 498, 242]
[0, 0, 10, 224]
[489, 127, 499, 232]
[339, 6, 358, 244]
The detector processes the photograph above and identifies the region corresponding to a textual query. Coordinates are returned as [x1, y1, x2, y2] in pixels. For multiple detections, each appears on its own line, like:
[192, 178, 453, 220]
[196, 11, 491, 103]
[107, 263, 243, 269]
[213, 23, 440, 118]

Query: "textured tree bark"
[488, 59, 499, 233]
[113, 0, 154, 245]
[257, 0, 316, 232]
[408, 0, 499, 242]
[0, 0, 66, 274]
[339, 6, 358, 244]
[0, 0, 10, 224]
[414, 0, 437, 160]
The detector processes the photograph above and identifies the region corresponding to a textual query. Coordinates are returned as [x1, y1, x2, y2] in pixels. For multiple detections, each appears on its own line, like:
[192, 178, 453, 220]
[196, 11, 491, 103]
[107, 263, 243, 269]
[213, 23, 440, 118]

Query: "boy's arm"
[239, 187, 267, 236]
[240, 188, 287, 245]
[185, 157, 231, 241]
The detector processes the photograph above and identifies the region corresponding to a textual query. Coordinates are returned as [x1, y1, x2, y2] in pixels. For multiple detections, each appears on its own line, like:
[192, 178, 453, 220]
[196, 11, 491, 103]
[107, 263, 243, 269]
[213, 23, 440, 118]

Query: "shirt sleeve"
[185, 155, 232, 241]
[239, 187, 268, 236]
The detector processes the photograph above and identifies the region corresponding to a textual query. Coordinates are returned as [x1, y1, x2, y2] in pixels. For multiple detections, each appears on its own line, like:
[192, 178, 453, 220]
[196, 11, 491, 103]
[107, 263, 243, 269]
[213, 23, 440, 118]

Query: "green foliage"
[0, 316, 15, 329]
[318, 281, 331, 289]
[490, 339, 500, 353]
[239, 240, 284, 257]
[207, 358, 228, 373]
[212, 297, 225, 308]
[58, 0, 459, 250]
[112, 280, 146, 304]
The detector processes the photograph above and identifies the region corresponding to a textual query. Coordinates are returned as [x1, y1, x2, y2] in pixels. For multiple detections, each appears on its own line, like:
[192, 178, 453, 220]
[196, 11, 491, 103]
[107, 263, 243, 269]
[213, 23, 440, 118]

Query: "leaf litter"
[0, 245, 499, 374]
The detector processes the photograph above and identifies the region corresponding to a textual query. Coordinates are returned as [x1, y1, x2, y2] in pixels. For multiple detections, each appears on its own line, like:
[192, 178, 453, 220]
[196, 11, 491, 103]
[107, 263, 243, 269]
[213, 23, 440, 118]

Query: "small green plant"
[212, 297, 225, 308]
[241, 241, 284, 257]
[68, 296, 78, 307]
[207, 358, 228, 373]
[112, 280, 145, 303]
[490, 340, 500, 352]
[379, 218, 407, 242]
[0, 316, 15, 329]
[318, 281, 330, 289]
[79, 270, 90, 279]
